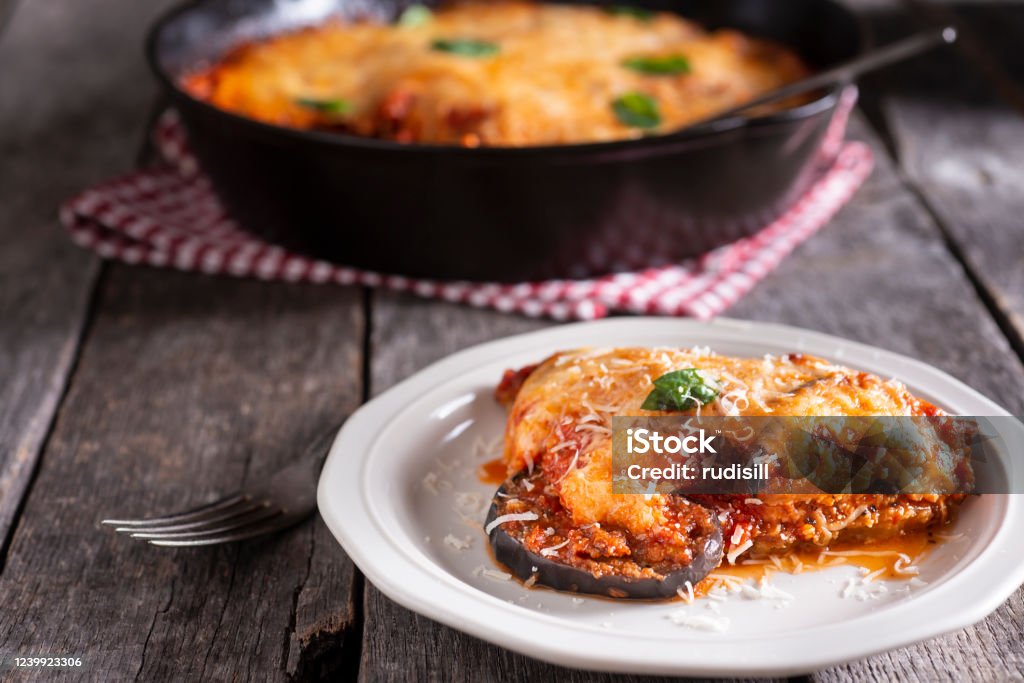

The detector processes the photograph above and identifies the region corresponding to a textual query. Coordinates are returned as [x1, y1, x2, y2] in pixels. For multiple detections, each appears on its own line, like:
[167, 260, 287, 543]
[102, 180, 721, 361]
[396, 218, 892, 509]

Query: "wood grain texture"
[358, 297, 779, 683]
[285, 484, 363, 680]
[3, 0, 1024, 679]
[0, 269, 364, 681]
[729, 115, 1024, 413]
[0, 0, 177, 553]
[359, 111, 1024, 680]
[848, 0, 1024, 351]
[725, 115, 1024, 683]
[786, 3, 1024, 677]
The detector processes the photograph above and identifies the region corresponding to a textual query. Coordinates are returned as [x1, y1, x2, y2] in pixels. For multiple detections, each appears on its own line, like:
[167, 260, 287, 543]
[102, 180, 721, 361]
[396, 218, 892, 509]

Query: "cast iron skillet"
[147, 0, 864, 282]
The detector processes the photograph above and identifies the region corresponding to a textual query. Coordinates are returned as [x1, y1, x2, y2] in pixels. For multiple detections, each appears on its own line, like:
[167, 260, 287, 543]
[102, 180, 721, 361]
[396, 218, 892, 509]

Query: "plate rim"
[317, 317, 1024, 676]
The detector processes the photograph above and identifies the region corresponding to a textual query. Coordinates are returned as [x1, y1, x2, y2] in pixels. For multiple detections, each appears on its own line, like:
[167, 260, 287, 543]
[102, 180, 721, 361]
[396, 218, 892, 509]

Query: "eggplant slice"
[486, 474, 723, 600]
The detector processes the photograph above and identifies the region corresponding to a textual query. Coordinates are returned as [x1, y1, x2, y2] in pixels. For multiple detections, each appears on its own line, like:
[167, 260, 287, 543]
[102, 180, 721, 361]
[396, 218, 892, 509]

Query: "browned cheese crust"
[183, 1, 810, 146]
[495, 347, 965, 564]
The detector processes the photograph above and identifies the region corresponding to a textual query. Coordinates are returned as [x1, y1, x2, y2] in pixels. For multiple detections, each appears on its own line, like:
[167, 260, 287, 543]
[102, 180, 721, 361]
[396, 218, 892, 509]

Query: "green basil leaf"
[623, 54, 691, 76]
[640, 369, 721, 411]
[294, 97, 352, 115]
[603, 5, 654, 21]
[398, 4, 433, 27]
[612, 92, 661, 129]
[431, 38, 499, 57]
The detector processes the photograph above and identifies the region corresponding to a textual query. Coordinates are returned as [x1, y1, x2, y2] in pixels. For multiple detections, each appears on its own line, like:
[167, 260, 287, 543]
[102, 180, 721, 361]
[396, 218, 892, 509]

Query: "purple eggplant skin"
[485, 489, 724, 600]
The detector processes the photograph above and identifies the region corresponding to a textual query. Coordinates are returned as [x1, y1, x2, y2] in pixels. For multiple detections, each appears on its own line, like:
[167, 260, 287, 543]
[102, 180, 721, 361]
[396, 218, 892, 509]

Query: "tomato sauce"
[478, 457, 507, 485]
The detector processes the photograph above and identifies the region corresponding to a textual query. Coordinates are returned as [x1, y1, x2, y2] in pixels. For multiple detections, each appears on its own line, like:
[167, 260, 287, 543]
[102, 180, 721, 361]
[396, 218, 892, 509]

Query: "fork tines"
[101, 494, 285, 547]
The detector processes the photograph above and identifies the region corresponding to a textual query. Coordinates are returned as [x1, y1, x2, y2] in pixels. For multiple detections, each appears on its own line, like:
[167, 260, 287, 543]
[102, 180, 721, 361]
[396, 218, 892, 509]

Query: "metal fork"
[101, 427, 337, 547]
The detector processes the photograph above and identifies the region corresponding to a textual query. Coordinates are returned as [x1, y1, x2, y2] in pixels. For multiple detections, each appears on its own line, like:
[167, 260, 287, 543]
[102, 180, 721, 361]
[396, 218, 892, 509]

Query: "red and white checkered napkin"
[60, 100, 872, 321]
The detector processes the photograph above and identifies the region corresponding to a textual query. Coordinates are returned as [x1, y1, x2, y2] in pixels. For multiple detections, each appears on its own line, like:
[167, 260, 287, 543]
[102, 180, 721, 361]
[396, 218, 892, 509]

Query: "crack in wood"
[3, 0, 1024, 680]
[282, 523, 316, 674]
[288, 571, 364, 682]
[136, 577, 176, 682]
[200, 548, 241, 679]
[0, 262, 105, 576]
[898, 171, 1024, 363]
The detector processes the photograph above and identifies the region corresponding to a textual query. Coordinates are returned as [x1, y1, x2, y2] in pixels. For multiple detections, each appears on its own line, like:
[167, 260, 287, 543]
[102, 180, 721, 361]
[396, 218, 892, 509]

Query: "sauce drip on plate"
[695, 531, 937, 598]
[480, 458, 948, 599]
[478, 457, 507, 485]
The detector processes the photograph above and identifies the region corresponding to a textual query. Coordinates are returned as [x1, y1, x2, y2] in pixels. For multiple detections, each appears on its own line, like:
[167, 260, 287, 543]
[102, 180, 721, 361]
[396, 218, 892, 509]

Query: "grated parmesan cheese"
[893, 555, 920, 576]
[422, 472, 440, 495]
[863, 568, 886, 583]
[443, 534, 471, 551]
[823, 549, 911, 558]
[755, 577, 794, 602]
[485, 511, 539, 535]
[558, 450, 580, 482]
[481, 569, 511, 582]
[453, 491, 488, 522]
[574, 423, 611, 435]
[828, 505, 869, 532]
[726, 539, 753, 565]
[539, 539, 571, 557]
[666, 612, 731, 633]
[841, 574, 890, 601]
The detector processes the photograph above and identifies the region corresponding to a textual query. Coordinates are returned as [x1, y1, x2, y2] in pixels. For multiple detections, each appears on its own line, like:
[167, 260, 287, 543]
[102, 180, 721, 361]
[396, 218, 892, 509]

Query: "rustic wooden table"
[2, 0, 1023, 680]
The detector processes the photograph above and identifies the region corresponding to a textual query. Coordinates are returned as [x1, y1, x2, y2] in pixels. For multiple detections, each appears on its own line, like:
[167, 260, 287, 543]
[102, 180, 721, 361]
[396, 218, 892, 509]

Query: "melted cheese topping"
[499, 347, 957, 549]
[183, 1, 810, 146]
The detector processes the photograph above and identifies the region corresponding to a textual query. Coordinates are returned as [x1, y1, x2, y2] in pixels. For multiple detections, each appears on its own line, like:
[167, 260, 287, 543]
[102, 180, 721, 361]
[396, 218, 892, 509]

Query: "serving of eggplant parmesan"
[485, 472, 723, 599]
[182, 1, 810, 146]
[485, 347, 970, 599]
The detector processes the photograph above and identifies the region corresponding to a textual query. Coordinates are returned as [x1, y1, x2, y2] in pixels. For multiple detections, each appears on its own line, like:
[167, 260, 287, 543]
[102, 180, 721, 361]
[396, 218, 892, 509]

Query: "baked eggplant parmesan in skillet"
[486, 347, 970, 599]
[182, 0, 810, 146]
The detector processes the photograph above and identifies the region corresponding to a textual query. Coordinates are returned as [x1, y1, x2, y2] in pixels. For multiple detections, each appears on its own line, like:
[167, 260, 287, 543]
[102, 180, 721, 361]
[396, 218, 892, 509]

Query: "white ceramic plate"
[317, 318, 1024, 677]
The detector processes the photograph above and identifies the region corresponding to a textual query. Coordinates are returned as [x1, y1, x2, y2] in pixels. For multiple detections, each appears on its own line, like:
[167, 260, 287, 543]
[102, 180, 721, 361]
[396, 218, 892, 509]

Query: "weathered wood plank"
[728, 118, 1024, 413]
[0, 0, 173, 554]
[0, 269, 365, 681]
[4, 0, 1020, 679]
[849, 0, 1024, 353]
[360, 108, 1024, 681]
[286, 465, 364, 680]
[2, 1, 367, 677]
[728, 119, 1024, 683]
[360, 298, 784, 683]
[789, 3, 1024, 677]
